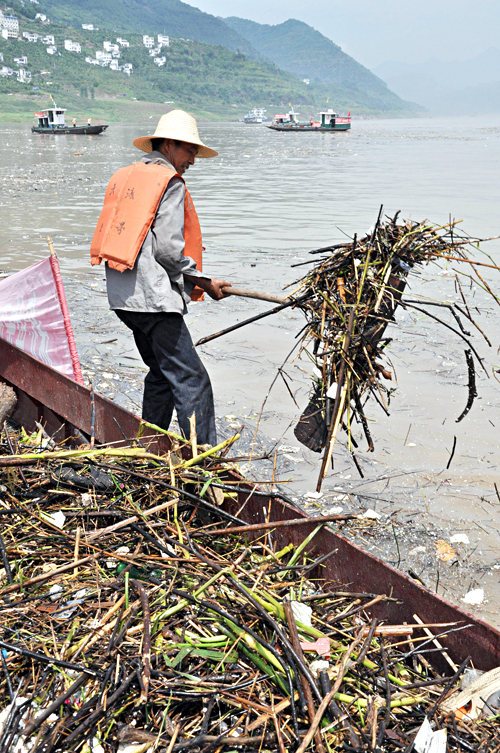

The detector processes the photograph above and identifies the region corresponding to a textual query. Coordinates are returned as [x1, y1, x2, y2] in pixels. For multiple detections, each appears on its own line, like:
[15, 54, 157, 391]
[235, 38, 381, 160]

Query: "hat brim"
[132, 135, 218, 159]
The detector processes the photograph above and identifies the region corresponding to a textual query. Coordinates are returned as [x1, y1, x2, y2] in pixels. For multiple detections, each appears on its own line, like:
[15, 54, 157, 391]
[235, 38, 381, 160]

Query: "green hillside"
[0, 11, 325, 121]
[224, 17, 417, 111]
[39, 0, 260, 58]
[0, 1, 420, 118]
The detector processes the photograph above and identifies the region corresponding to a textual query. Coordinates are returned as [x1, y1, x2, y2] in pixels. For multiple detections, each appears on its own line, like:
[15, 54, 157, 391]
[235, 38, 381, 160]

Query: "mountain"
[40, 0, 260, 58]
[373, 48, 500, 114]
[0, 15, 319, 120]
[222, 16, 414, 112]
[0, 0, 421, 117]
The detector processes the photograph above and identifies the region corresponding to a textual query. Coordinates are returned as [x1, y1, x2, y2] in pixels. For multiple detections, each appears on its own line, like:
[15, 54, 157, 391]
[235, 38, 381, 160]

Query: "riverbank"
[0, 91, 423, 124]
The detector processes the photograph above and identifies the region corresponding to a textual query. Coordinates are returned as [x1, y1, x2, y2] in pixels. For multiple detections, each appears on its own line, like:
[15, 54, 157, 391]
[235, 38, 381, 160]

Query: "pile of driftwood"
[0, 425, 499, 752]
[289, 211, 498, 488]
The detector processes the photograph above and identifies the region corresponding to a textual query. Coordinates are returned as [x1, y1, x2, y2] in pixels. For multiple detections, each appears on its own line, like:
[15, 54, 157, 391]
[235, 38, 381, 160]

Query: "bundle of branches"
[290, 209, 498, 489]
[0, 428, 498, 752]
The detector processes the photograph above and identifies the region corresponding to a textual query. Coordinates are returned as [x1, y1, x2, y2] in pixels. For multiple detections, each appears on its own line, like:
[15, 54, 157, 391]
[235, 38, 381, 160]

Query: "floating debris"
[0, 423, 498, 751]
[289, 210, 498, 490]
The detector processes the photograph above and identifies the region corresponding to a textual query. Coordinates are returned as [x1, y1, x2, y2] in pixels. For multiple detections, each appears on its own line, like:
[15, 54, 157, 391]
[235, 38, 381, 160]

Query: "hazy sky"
[190, 0, 500, 69]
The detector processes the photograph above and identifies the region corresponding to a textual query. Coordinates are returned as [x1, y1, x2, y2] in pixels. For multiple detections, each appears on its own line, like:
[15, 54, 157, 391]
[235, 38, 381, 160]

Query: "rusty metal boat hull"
[0, 336, 499, 672]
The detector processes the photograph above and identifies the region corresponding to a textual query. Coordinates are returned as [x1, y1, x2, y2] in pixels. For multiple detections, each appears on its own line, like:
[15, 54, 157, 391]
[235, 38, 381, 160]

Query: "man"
[90, 109, 231, 446]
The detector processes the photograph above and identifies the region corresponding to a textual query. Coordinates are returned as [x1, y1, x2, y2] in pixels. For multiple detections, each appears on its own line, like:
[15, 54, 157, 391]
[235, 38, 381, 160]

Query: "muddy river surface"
[1, 115, 500, 624]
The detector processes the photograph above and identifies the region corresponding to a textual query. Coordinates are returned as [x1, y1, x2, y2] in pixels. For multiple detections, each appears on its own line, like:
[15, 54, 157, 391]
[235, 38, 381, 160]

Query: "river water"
[1, 115, 500, 623]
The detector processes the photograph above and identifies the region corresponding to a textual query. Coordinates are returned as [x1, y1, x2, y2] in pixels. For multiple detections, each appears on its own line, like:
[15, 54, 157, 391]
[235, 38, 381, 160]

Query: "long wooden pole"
[221, 286, 287, 304]
[195, 294, 310, 347]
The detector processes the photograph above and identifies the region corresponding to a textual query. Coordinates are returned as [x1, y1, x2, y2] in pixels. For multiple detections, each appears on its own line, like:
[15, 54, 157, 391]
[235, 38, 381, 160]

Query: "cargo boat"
[0, 335, 499, 672]
[32, 106, 109, 135]
[269, 107, 351, 132]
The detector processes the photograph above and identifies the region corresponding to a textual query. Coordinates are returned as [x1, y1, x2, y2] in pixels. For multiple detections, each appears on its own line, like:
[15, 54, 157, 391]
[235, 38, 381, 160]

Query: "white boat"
[243, 107, 267, 124]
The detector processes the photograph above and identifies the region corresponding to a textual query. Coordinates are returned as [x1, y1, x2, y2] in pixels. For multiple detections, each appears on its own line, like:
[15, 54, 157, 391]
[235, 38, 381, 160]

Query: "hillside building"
[0, 66, 13, 76]
[0, 53, 3, 62]
[14, 56, 28, 65]
[154, 56, 166, 66]
[1, 14, 19, 38]
[149, 47, 161, 56]
[116, 37, 129, 47]
[103, 41, 119, 53]
[46, 45, 57, 55]
[85, 56, 99, 65]
[158, 34, 169, 47]
[143, 35, 154, 48]
[41, 35, 55, 44]
[22, 31, 39, 42]
[16, 68, 31, 82]
[64, 40, 81, 53]
[122, 63, 132, 76]
[35, 13, 48, 22]
[82, 24, 94, 31]
[109, 60, 121, 71]
[96, 50, 112, 63]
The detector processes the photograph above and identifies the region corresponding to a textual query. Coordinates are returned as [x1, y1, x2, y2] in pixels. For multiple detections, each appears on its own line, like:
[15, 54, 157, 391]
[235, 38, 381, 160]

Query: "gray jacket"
[105, 151, 204, 315]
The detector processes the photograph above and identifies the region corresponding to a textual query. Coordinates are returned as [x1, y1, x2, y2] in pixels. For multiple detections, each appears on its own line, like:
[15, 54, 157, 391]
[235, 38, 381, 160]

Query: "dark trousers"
[115, 310, 217, 446]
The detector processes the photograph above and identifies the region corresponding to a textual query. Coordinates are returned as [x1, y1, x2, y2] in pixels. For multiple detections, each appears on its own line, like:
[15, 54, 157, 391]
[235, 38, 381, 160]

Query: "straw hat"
[133, 109, 218, 158]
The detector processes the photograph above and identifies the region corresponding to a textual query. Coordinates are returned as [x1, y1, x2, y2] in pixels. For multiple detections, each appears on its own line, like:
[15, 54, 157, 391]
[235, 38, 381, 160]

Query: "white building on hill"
[35, 13, 48, 22]
[64, 39, 81, 53]
[96, 50, 112, 66]
[110, 59, 121, 71]
[154, 56, 166, 66]
[22, 31, 39, 42]
[143, 35, 154, 48]
[85, 56, 99, 65]
[46, 45, 57, 55]
[0, 66, 13, 76]
[103, 41, 119, 53]
[16, 68, 31, 82]
[116, 37, 129, 47]
[14, 56, 28, 65]
[82, 24, 94, 31]
[1, 14, 19, 38]
[158, 34, 169, 47]
[42, 34, 54, 44]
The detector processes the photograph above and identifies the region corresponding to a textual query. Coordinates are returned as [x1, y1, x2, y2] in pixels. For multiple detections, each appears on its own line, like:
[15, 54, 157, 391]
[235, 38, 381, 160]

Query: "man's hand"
[185, 275, 232, 301]
[204, 278, 232, 301]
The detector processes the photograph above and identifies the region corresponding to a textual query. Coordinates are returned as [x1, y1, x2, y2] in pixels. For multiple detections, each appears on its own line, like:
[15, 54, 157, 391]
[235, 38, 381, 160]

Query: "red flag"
[0, 255, 83, 383]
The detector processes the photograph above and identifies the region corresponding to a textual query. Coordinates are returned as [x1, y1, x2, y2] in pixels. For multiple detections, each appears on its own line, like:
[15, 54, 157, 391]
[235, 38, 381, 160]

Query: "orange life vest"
[90, 161, 204, 301]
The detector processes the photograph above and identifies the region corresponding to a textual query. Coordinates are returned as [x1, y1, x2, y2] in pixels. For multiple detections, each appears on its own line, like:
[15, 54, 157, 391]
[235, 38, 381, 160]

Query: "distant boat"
[243, 107, 267, 124]
[32, 106, 109, 135]
[268, 106, 351, 132]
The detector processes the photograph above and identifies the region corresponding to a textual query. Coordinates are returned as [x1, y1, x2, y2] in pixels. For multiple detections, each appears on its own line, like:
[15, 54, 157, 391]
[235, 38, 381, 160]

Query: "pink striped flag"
[0, 255, 84, 383]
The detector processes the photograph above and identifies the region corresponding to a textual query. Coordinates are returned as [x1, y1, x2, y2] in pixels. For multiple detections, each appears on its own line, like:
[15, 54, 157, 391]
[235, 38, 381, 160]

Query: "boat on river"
[268, 106, 351, 132]
[32, 106, 109, 135]
[0, 334, 499, 671]
[243, 108, 267, 124]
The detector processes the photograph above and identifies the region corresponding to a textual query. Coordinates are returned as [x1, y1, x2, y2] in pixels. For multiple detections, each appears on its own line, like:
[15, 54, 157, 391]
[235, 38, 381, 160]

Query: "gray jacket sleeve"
[151, 177, 204, 283]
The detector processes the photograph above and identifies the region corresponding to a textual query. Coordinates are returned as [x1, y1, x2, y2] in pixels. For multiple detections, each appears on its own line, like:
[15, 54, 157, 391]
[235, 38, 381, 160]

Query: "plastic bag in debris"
[440, 665, 500, 720]
[52, 462, 115, 492]
[414, 718, 447, 753]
